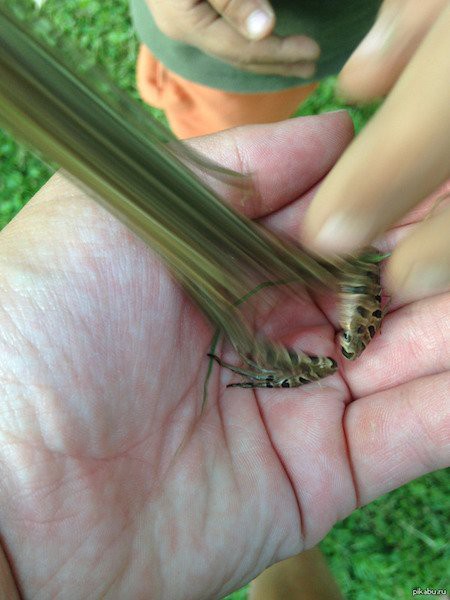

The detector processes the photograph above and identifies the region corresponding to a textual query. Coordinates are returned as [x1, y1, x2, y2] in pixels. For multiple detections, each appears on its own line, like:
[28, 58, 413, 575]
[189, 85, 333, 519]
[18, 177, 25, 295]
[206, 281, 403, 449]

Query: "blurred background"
[0, 1, 447, 598]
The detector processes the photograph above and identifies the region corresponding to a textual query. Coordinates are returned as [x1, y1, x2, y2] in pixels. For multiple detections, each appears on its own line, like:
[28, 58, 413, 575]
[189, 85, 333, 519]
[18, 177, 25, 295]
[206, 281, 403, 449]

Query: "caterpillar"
[209, 343, 337, 389]
[209, 248, 389, 389]
[338, 247, 389, 361]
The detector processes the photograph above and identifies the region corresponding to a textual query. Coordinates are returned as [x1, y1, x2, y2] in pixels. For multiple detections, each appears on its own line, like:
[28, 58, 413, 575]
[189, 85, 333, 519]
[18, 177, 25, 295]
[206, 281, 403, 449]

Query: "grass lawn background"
[0, 2, 448, 598]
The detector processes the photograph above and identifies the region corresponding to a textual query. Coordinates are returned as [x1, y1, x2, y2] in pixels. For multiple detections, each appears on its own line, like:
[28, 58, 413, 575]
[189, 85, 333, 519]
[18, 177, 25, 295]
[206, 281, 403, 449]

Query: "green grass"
[0, 2, 448, 599]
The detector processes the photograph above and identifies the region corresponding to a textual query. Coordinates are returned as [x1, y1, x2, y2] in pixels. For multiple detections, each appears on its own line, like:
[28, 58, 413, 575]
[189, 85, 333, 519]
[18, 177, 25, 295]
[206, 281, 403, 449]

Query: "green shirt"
[130, 0, 381, 92]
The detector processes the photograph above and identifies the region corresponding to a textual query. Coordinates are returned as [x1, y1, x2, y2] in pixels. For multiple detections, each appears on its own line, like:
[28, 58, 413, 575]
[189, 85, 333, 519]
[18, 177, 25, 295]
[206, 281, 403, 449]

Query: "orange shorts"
[136, 45, 318, 139]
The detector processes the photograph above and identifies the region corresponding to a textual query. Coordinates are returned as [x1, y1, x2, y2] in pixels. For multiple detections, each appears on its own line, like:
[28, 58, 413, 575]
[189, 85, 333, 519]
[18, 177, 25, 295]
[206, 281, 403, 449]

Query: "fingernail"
[246, 9, 273, 39]
[311, 213, 373, 253]
[400, 264, 449, 298]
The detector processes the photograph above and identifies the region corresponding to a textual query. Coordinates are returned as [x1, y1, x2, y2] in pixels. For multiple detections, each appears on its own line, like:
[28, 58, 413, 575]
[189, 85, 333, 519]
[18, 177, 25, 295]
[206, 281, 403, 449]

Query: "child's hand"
[303, 1, 450, 303]
[145, 0, 319, 77]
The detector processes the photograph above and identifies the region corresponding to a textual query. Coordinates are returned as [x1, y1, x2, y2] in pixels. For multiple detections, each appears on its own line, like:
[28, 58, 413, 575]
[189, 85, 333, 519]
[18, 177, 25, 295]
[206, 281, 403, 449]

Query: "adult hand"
[303, 1, 450, 303]
[0, 114, 448, 599]
[145, 0, 319, 77]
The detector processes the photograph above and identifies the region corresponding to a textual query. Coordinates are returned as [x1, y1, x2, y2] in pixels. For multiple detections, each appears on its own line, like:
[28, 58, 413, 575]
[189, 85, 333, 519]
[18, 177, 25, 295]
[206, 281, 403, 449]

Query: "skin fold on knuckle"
[152, 2, 216, 42]
[152, 13, 186, 41]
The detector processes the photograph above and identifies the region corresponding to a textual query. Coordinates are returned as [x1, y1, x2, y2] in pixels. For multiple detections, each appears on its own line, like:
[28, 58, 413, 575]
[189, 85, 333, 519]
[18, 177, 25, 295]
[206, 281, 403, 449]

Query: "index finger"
[302, 5, 450, 255]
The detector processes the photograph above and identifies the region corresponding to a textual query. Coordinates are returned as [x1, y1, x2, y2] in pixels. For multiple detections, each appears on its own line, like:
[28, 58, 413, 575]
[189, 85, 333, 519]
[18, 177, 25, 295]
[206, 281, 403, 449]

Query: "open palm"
[0, 113, 448, 600]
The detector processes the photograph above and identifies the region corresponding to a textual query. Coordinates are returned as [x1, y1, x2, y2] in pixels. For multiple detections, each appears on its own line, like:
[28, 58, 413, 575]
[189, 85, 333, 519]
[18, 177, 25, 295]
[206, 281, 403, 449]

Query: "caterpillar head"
[339, 326, 372, 361]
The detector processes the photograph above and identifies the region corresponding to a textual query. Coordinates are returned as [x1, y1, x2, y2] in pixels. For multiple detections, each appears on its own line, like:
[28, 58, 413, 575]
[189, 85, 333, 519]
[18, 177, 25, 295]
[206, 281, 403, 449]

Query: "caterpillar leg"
[209, 350, 336, 389]
[227, 380, 278, 389]
[207, 353, 274, 382]
[227, 375, 316, 389]
[208, 353, 291, 388]
[238, 354, 279, 374]
[382, 296, 391, 317]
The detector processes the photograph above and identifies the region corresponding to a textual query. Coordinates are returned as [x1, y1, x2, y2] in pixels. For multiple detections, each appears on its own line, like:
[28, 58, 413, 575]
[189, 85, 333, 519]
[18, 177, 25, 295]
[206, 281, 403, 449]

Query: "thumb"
[208, 0, 275, 40]
[338, 0, 448, 102]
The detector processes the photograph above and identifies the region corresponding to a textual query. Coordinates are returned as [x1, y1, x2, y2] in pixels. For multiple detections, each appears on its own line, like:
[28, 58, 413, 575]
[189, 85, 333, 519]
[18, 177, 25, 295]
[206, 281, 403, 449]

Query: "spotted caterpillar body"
[209, 343, 337, 388]
[338, 247, 387, 361]
[210, 247, 388, 389]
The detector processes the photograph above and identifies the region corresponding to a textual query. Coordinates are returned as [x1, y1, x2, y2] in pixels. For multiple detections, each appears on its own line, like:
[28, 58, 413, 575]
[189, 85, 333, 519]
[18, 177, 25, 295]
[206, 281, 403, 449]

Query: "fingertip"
[387, 256, 450, 304]
[386, 197, 450, 302]
[337, 62, 390, 104]
[302, 176, 374, 257]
